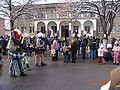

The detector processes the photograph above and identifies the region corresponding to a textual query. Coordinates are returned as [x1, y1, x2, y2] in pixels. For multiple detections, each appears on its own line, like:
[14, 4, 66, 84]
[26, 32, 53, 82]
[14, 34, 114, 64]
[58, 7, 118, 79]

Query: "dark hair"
[116, 43, 119, 46]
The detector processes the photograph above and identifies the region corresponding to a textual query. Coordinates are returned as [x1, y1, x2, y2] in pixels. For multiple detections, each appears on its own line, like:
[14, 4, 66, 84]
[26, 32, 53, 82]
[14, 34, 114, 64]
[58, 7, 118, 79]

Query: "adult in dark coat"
[71, 38, 78, 63]
[89, 37, 97, 59]
[1, 36, 7, 55]
[81, 38, 86, 59]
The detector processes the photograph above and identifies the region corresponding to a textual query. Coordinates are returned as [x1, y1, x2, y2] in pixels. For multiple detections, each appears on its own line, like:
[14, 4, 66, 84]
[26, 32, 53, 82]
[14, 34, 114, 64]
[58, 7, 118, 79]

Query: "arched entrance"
[83, 20, 94, 36]
[47, 21, 57, 36]
[72, 21, 81, 37]
[60, 21, 69, 38]
[37, 22, 45, 33]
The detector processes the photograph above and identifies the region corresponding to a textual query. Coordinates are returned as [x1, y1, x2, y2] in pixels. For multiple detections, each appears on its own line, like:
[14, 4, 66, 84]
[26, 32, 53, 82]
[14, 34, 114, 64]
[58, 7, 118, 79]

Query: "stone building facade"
[34, 3, 98, 38]
[14, 3, 98, 38]
[14, 2, 120, 39]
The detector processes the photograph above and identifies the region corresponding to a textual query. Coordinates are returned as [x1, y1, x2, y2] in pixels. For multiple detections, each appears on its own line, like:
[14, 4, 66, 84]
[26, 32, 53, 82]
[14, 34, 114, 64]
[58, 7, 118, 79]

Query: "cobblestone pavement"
[0, 52, 117, 90]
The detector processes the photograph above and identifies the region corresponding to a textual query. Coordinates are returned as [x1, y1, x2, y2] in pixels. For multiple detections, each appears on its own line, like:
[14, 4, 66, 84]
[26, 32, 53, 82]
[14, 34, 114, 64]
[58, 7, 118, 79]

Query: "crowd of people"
[0, 29, 120, 77]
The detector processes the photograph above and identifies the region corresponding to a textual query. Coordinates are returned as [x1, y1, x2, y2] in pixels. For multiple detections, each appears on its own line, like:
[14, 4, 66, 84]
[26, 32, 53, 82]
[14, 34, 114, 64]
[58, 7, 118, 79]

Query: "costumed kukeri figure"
[22, 37, 33, 70]
[7, 29, 27, 77]
[35, 32, 46, 67]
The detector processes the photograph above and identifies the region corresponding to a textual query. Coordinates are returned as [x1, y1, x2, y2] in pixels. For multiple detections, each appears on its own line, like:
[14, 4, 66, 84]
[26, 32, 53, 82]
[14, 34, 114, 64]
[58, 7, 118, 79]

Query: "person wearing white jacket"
[98, 44, 104, 65]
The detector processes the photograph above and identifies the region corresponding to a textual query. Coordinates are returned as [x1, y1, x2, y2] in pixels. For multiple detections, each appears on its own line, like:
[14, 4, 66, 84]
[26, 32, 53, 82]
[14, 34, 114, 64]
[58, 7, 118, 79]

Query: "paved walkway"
[0, 52, 117, 90]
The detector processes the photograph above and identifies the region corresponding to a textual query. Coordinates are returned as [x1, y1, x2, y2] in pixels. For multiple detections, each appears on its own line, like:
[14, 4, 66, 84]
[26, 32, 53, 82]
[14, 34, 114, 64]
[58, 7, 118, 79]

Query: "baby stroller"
[103, 48, 113, 63]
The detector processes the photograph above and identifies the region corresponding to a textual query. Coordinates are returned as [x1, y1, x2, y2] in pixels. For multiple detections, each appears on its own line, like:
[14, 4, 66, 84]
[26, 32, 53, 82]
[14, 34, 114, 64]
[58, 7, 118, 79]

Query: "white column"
[34, 21, 38, 33]
[57, 23, 59, 31]
[57, 22, 60, 37]
[93, 20, 96, 36]
[69, 23, 72, 37]
[81, 23, 84, 36]
[93, 20, 96, 31]
[78, 26, 81, 37]
[45, 12, 47, 19]
[81, 23, 84, 31]
[45, 23, 47, 32]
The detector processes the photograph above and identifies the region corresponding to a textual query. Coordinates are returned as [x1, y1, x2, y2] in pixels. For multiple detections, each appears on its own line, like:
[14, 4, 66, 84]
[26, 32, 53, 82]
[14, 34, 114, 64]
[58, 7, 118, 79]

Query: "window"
[38, 12, 45, 18]
[33, 27, 34, 33]
[30, 27, 32, 33]
[21, 27, 24, 33]
[61, 26, 69, 37]
[85, 26, 90, 34]
[41, 12, 45, 18]
[98, 25, 102, 32]
[73, 26, 79, 33]
[90, 13, 95, 17]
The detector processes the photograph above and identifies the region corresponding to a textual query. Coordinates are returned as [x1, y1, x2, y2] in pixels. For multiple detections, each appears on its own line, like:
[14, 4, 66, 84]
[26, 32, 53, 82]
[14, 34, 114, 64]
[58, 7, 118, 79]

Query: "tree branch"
[13, 0, 32, 17]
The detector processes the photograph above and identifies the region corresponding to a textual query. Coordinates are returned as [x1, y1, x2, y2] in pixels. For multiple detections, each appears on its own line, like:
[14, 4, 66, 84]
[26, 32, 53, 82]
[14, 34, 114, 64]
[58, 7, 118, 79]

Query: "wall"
[0, 18, 5, 36]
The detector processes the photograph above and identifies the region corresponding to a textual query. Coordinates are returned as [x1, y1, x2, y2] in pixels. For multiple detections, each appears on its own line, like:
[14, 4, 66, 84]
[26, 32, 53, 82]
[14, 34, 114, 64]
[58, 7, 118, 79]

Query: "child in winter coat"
[112, 43, 120, 65]
[62, 42, 70, 63]
[98, 44, 104, 65]
[50, 44, 56, 61]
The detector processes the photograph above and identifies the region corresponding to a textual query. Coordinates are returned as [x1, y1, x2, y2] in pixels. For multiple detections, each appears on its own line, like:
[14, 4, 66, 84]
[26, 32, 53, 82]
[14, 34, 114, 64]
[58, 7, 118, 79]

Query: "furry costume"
[7, 29, 27, 77]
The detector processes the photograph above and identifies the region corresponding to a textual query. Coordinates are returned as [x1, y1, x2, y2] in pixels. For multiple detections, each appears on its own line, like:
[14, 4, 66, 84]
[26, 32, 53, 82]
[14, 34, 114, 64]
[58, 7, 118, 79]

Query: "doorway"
[61, 26, 69, 38]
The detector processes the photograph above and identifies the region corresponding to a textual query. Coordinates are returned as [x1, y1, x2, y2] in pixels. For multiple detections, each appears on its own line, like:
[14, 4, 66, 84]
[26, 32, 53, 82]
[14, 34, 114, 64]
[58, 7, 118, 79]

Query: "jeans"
[90, 49, 96, 59]
[17, 59, 24, 73]
[64, 54, 70, 62]
[81, 47, 86, 59]
[87, 51, 91, 59]
[55, 50, 58, 61]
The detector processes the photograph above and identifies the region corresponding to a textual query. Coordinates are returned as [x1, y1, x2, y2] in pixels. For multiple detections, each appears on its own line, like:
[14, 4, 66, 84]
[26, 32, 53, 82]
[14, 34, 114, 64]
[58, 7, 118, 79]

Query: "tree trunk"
[103, 34, 108, 49]
[103, 38, 108, 49]
[10, 19, 14, 30]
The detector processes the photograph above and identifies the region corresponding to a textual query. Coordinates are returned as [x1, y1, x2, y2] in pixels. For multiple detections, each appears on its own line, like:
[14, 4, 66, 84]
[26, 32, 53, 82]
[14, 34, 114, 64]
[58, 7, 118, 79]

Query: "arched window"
[85, 26, 90, 34]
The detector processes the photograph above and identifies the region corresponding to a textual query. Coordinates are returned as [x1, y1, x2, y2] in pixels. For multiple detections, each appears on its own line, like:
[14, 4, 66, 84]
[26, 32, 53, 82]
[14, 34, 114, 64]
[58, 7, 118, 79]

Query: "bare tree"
[0, 0, 44, 30]
[56, 0, 79, 23]
[72, 0, 120, 48]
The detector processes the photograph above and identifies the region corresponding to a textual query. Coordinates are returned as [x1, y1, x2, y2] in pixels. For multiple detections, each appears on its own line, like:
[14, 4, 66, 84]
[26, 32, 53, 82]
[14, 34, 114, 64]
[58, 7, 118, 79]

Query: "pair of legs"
[9, 60, 18, 77]
[63, 54, 70, 63]
[52, 56, 56, 61]
[35, 53, 46, 67]
[71, 52, 77, 63]
[113, 52, 119, 64]
[98, 56, 102, 65]
[81, 48, 86, 59]
[55, 50, 58, 61]
[24, 56, 31, 70]
[9, 59, 27, 77]
[90, 49, 96, 60]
